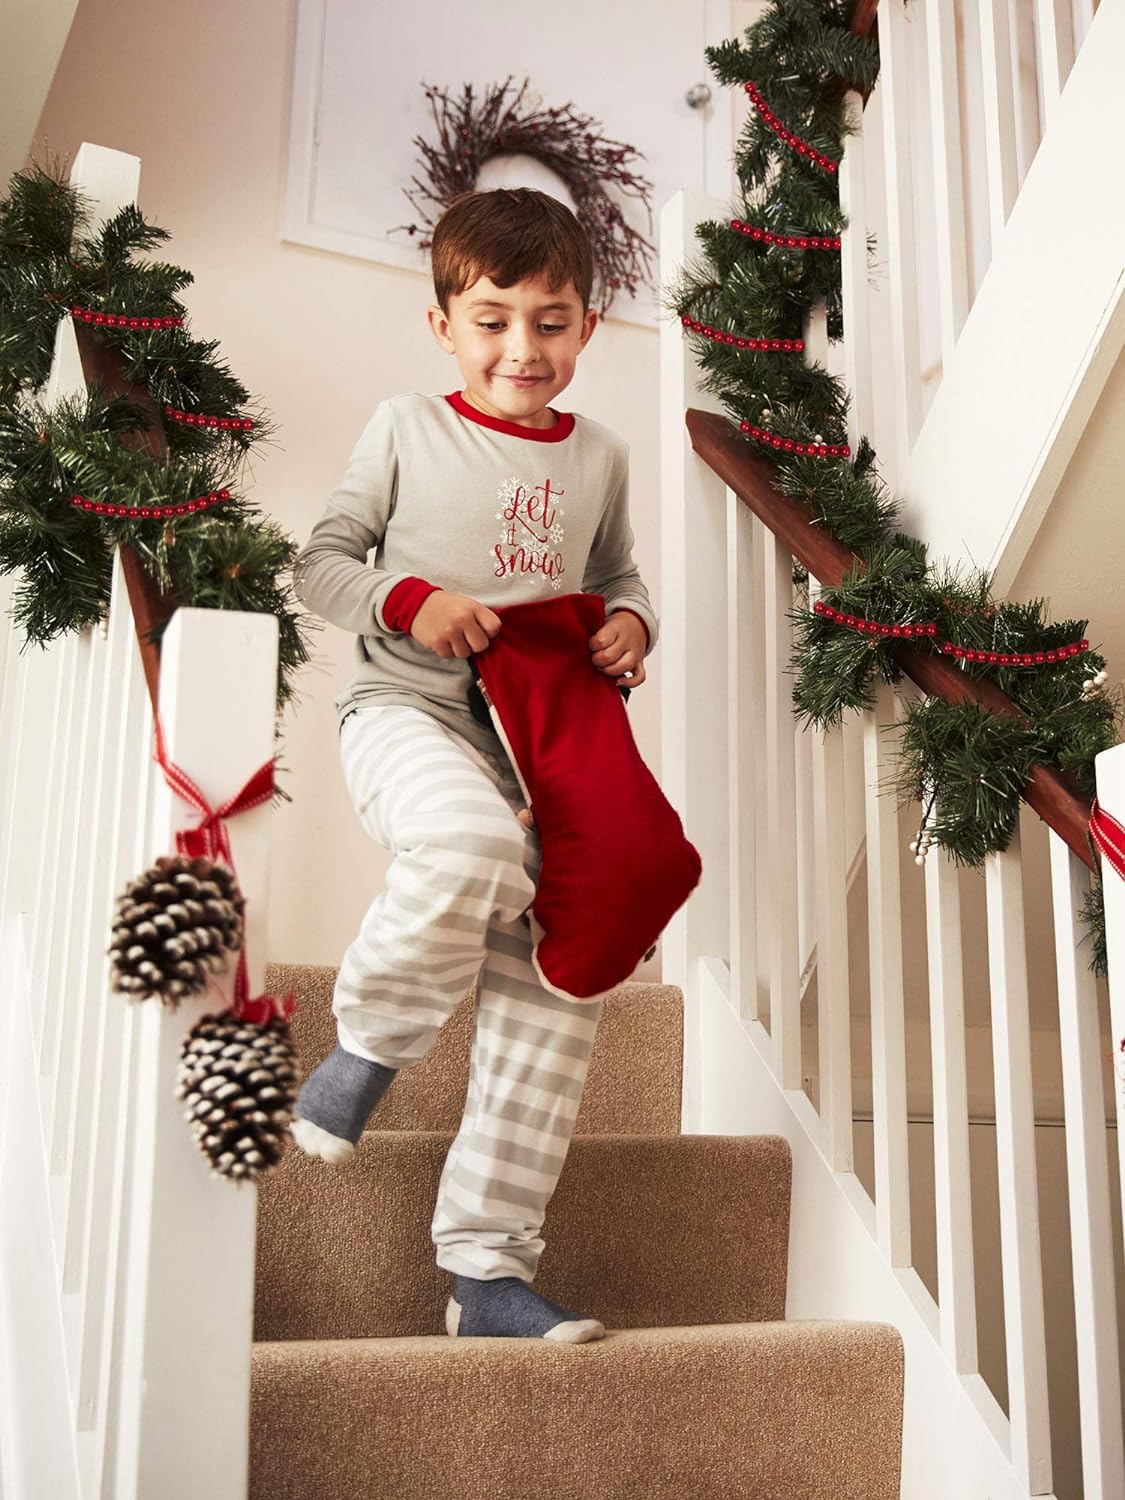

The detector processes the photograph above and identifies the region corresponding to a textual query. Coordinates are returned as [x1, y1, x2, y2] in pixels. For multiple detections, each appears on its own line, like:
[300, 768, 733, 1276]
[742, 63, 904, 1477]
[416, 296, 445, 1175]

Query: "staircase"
[250, 963, 904, 1499]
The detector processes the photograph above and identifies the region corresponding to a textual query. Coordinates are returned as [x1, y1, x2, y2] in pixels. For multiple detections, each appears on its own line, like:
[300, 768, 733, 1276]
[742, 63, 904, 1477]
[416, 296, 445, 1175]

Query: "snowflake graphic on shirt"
[492, 475, 567, 590]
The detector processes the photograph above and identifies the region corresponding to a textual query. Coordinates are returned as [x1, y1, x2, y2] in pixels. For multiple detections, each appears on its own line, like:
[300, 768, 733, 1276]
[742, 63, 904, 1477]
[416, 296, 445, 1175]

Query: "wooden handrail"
[686, 406, 1095, 871]
[74, 323, 180, 715]
[852, 0, 878, 40]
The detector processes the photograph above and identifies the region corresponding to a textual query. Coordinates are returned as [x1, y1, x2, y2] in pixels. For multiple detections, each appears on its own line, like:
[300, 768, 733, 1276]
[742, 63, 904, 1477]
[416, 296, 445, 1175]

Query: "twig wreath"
[386, 74, 657, 316]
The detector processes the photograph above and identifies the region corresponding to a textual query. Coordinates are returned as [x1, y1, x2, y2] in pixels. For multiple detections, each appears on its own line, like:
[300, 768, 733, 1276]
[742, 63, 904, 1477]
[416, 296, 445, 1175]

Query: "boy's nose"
[505, 327, 541, 360]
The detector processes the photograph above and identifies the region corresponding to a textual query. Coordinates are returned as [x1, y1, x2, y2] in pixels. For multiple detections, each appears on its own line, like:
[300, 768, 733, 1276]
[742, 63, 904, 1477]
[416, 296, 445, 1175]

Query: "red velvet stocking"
[471, 592, 702, 1002]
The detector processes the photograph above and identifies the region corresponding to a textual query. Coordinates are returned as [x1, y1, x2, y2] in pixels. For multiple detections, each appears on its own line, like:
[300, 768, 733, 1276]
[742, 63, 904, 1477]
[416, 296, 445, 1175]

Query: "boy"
[290, 187, 659, 1342]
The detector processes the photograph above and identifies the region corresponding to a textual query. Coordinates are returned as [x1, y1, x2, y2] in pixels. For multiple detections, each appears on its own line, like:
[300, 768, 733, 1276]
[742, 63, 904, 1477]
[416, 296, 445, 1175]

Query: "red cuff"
[611, 607, 651, 652]
[383, 576, 443, 633]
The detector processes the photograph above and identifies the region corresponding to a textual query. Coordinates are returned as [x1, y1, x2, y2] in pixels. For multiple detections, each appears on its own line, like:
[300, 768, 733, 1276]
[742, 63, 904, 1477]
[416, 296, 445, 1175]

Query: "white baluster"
[729, 481, 758, 1028]
[1036, 0, 1076, 122]
[984, 828, 1052, 1492]
[839, 87, 873, 455]
[978, 0, 1020, 243]
[659, 189, 736, 1129]
[864, 682, 911, 1266]
[762, 528, 800, 1088]
[811, 701, 852, 1171]
[926, 0, 970, 360]
[55, 608, 116, 1228]
[46, 626, 103, 1170]
[925, 847, 978, 1370]
[69, 554, 154, 1432]
[1049, 832, 1125, 1498]
[876, 0, 924, 476]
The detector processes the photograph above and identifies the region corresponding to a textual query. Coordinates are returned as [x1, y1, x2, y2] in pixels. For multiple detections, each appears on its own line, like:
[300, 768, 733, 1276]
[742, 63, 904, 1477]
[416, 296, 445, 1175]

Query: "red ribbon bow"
[153, 712, 296, 1025]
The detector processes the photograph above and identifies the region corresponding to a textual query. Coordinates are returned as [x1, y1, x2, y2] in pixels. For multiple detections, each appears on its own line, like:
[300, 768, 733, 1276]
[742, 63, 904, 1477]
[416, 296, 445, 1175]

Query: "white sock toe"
[290, 1116, 356, 1164]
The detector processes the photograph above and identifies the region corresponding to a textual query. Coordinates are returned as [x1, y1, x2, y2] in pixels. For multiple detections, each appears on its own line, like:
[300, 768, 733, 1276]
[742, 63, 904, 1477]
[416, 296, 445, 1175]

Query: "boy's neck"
[460, 387, 559, 430]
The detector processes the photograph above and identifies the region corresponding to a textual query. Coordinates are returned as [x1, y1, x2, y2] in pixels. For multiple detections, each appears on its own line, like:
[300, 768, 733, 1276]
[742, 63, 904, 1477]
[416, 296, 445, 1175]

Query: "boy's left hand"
[517, 614, 647, 836]
[588, 611, 647, 688]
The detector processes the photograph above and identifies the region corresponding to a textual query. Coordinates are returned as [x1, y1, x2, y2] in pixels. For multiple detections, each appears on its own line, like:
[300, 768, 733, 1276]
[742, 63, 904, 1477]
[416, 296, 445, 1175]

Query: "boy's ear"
[426, 304, 455, 351]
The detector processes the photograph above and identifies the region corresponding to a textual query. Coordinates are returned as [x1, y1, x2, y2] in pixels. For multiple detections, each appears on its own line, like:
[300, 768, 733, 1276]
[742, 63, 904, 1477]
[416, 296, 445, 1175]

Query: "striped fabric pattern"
[335, 704, 604, 1282]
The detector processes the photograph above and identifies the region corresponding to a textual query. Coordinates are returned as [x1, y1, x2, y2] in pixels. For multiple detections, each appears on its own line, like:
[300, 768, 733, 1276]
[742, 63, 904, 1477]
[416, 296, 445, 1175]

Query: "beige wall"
[30, 0, 666, 976]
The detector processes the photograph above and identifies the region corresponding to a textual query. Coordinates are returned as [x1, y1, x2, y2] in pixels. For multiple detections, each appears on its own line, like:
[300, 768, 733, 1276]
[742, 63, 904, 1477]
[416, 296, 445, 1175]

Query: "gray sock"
[294, 1043, 398, 1145]
[447, 1273, 605, 1342]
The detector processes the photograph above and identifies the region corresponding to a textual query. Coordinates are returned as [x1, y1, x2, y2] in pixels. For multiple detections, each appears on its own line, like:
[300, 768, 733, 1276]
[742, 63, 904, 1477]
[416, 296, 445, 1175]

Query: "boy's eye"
[477, 322, 566, 333]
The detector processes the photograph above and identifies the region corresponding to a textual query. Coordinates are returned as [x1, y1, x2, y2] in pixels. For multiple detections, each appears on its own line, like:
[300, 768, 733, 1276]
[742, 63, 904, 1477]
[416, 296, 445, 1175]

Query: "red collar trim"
[445, 390, 575, 442]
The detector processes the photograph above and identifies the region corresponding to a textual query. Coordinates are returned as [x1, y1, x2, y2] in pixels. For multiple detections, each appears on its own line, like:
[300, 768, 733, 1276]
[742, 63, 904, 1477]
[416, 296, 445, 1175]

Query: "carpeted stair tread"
[249, 1318, 904, 1500]
[254, 1132, 791, 1342]
[265, 961, 683, 1137]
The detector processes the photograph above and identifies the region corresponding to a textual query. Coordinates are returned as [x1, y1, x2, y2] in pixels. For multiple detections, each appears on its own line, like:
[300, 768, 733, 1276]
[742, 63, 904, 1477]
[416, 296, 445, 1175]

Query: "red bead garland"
[813, 600, 1090, 666]
[165, 405, 254, 433]
[741, 420, 850, 459]
[69, 303, 183, 330]
[730, 217, 841, 251]
[70, 488, 231, 520]
[744, 82, 839, 174]
[814, 601, 936, 638]
[681, 314, 804, 353]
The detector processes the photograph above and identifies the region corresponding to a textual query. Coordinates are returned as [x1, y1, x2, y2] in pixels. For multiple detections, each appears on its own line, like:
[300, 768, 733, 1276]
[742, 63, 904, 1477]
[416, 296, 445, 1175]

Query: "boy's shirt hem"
[383, 576, 651, 650]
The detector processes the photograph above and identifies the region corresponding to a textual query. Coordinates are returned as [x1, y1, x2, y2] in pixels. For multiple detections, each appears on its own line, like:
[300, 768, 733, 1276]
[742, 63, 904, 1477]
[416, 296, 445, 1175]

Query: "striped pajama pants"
[334, 702, 604, 1283]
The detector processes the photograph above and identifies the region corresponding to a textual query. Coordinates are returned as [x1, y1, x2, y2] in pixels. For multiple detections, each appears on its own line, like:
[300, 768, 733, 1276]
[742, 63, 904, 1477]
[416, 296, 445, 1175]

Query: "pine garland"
[662, 0, 1120, 969]
[0, 154, 316, 723]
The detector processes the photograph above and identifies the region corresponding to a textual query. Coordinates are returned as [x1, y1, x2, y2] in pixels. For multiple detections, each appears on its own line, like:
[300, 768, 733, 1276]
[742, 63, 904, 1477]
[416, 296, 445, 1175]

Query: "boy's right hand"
[410, 589, 502, 659]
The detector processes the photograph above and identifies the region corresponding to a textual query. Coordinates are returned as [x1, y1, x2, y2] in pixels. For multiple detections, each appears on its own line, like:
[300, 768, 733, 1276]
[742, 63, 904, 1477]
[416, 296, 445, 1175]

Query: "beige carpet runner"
[251, 963, 904, 1499]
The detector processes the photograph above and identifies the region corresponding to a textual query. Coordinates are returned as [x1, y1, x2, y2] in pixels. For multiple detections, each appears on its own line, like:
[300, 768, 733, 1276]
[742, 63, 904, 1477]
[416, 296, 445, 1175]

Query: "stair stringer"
[688, 955, 1059, 1500]
[899, 0, 1125, 596]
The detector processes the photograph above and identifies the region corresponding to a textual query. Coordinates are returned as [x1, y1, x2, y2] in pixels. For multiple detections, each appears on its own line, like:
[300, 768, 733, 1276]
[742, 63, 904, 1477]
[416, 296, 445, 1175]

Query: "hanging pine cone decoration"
[108, 853, 245, 1007]
[176, 1010, 299, 1182]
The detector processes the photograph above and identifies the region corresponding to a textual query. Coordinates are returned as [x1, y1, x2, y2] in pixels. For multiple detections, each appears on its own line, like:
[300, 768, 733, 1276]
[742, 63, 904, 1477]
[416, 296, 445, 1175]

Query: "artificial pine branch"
[674, 0, 1119, 969]
[0, 157, 312, 716]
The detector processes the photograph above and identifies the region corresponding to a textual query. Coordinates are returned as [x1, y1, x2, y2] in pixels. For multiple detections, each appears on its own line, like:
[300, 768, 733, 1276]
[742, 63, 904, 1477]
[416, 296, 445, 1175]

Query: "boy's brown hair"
[430, 188, 593, 316]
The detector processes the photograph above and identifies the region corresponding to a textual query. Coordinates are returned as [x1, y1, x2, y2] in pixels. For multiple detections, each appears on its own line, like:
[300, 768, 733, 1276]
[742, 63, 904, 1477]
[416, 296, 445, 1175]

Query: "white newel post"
[116, 606, 278, 1499]
[659, 190, 735, 1133]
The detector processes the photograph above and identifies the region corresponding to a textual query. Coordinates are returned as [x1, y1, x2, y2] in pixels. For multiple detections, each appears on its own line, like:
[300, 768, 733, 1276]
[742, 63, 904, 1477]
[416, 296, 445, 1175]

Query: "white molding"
[902, 0, 1125, 591]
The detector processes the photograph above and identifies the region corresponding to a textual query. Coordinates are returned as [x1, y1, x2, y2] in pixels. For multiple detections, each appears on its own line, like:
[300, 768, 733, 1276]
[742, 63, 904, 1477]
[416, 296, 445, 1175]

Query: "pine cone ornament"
[108, 853, 245, 1008]
[176, 1011, 299, 1182]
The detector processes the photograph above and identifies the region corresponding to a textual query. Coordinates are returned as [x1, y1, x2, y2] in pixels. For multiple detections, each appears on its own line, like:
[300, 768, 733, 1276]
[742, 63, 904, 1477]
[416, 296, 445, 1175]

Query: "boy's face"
[427, 272, 598, 429]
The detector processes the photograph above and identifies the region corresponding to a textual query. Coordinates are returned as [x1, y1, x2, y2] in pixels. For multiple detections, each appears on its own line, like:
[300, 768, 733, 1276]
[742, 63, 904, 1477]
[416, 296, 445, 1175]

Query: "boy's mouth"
[503, 376, 543, 387]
